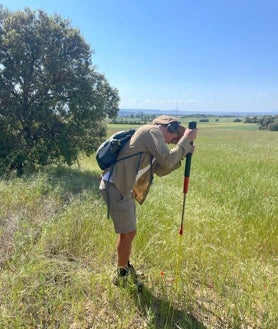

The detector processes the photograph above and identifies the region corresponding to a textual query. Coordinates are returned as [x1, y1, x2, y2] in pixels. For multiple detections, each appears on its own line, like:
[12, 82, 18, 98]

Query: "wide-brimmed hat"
[152, 115, 185, 144]
[152, 115, 180, 126]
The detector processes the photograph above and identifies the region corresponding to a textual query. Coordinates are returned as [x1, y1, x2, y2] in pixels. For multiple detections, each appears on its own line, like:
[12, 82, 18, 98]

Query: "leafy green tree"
[257, 115, 278, 130]
[268, 120, 278, 131]
[0, 7, 119, 173]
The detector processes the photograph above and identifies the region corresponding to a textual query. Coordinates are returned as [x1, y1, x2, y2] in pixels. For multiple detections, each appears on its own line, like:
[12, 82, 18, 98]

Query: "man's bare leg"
[117, 230, 136, 267]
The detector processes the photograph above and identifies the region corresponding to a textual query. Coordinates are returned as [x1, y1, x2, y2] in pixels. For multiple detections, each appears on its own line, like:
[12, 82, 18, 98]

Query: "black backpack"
[96, 128, 137, 170]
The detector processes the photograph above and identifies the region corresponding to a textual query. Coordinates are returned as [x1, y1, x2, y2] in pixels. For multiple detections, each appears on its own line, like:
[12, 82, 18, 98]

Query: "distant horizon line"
[119, 108, 278, 116]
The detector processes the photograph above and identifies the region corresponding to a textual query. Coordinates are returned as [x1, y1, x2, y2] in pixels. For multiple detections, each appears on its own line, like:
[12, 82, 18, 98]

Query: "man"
[99, 115, 197, 289]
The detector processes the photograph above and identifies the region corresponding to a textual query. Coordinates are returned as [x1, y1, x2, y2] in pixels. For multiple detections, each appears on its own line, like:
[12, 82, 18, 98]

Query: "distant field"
[108, 116, 259, 134]
[0, 121, 277, 328]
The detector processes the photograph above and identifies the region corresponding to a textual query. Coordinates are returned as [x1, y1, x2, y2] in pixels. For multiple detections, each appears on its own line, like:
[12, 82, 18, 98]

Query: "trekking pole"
[175, 121, 197, 288]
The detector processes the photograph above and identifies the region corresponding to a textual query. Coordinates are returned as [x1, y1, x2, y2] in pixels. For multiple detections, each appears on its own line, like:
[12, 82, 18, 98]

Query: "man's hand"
[183, 127, 198, 142]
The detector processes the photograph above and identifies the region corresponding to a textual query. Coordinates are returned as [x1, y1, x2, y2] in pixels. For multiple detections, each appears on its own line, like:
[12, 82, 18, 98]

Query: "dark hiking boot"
[113, 263, 143, 292]
[128, 262, 143, 292]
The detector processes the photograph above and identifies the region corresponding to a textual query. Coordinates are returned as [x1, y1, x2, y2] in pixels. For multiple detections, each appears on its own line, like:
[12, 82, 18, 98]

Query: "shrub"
[268, 121, 278, 131]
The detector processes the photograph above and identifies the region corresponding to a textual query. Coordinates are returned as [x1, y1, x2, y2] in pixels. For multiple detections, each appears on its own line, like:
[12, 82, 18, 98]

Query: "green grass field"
[0, 119, 277, 328]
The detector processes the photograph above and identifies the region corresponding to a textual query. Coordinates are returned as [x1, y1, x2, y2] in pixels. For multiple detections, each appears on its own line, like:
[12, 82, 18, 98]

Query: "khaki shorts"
[99, 179, 136, 233]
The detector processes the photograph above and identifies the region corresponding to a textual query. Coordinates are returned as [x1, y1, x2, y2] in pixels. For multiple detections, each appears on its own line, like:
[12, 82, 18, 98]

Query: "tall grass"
[0, 121, 277, 328]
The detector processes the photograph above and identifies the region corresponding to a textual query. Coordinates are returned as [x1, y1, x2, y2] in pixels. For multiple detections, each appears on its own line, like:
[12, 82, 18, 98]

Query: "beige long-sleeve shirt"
[103, 124, 192, 204]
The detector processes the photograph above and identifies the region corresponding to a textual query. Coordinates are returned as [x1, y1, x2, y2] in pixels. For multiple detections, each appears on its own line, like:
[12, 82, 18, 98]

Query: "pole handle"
[188, 121, 197, 130]
[183, 121, 197, 193]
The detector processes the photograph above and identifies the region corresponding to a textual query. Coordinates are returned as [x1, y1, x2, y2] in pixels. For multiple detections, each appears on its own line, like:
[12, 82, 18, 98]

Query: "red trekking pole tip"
[179, 225, 183, 235]
[183, 177, 189, 194]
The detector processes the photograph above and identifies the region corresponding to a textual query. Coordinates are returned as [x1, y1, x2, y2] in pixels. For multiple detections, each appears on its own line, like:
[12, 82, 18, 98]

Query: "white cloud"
[120, 95, 217, 110]
[258, 92, 269, 97]
[127, 98, 140, 103]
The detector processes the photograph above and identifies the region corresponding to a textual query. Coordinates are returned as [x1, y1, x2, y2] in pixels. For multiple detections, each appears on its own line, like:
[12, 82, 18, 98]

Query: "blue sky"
[2, 0, 278, 113]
